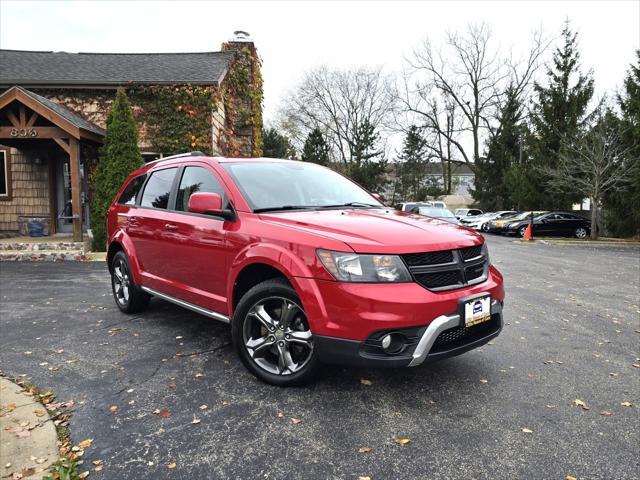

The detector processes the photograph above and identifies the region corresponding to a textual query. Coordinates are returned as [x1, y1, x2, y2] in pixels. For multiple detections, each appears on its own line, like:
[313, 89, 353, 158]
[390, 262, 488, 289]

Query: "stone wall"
[0, 147, 50, 232]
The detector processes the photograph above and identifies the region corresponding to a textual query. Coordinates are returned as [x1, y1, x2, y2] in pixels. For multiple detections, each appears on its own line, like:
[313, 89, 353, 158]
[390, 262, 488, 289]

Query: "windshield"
[419, 207, 455, 218]
[222, 161, 382, 212]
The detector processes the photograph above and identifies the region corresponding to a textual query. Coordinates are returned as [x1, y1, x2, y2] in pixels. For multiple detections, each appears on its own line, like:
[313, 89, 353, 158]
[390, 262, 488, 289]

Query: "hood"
[258, 208, 483, 254]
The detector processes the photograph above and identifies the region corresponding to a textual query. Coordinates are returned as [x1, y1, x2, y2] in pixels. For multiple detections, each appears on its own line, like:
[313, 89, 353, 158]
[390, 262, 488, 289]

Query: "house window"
[0, 150, 10, 200]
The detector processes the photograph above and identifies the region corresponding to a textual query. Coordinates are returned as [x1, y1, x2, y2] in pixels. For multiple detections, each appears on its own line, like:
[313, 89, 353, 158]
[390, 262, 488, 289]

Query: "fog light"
[380, 333, 406, 355]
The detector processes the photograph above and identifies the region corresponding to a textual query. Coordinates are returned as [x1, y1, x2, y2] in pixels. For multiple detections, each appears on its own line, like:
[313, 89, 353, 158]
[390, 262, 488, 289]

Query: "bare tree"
[397, 23, 547, 173]
[278, 66, 395, 164]
[547, 121, 637, 239]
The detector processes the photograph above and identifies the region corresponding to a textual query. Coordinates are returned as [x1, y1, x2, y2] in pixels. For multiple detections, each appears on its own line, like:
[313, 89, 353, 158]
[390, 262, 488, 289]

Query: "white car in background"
[460, 210, 519, 231]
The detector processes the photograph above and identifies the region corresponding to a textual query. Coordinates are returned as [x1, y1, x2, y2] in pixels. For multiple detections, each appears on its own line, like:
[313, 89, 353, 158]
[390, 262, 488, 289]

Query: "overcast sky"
[1, 0, 638, 126]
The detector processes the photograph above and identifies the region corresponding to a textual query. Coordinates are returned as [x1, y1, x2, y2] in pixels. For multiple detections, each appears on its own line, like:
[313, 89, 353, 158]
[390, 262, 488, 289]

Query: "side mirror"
[188, 192, 223, 216]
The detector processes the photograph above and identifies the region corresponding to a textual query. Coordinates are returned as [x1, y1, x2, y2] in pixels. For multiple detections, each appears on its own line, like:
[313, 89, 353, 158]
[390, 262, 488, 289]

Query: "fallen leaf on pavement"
[290, 418, 302, 424]
[521, 428, 533, 433]
[195, 373, 204, 378]
[393, 436, 411, 445]
[358, 477, 371, 480]
[166, 463, 176, 469]
[620, 401, 633, 407]
[158, 409, 171, 418]
[109, 405, 118, 413]
[479, 379, 488, 383]
[33, 409, 45, 417]
[600, 411, 613, 416]
[358, 447, 372, 453]
[4, 463, 11, 468]
[94, 466, 103, 472]
[78, 439, 93, 449]
[573, 399, 589, 410]
[191, 417, 201, 425]
[565, 476, 577, 480]
[199, 405, 208, 410]
[78, 471, 90, 479]
[360, 378, 372, 386]
[92, 460, 102, 466]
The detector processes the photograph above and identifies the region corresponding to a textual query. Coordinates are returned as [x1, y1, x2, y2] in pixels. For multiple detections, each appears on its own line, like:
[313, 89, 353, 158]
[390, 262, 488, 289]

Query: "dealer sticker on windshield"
[464, 296, 491, 327]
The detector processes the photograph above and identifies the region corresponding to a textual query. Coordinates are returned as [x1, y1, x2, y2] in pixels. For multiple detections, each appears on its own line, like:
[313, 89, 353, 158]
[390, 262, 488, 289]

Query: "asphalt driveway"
[0, 236, 638, 479]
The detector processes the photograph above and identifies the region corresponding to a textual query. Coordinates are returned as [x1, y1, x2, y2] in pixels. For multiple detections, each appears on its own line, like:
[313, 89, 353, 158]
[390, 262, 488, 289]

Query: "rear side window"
[175, 166, 224, 212]
[140, 168, 178, 209]
[118, 174, 146, 205]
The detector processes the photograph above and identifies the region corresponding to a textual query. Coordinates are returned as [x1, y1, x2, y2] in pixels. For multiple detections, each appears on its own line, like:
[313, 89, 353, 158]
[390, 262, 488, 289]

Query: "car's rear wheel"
[110, 251, 150, 313]
[575, 227, 588, 239]
[232, 278, 319, 386]
[518, 225, 528, 237]
[481, 223, 490, 232]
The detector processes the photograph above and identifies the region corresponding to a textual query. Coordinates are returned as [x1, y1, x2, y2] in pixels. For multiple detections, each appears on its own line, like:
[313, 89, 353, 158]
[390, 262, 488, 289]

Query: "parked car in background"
[417, 206, 460, 225]
[107, 154, 504, 386]
[504, 211, 591, 238]
[485, 211, 544, 234]
[430, 201, 447, 209]
[454, 208, 483, 219]
[396, 202, 432, 213]
[460, 211, 519, 232]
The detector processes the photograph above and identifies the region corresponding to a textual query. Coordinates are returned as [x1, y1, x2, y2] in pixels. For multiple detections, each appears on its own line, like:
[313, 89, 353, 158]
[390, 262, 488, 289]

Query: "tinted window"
[140, 168, 177, 209]
[175, 167, 224, 212]
[118, 174, 146, 205]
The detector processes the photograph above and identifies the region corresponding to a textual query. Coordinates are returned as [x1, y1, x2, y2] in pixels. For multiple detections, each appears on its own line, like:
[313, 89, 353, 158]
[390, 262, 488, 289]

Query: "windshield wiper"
[319, 202, 380, 209]
[253, 205, 316, 213]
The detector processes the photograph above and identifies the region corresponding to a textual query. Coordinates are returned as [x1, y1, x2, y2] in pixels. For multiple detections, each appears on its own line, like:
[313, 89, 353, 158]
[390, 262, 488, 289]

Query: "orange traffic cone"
[522, 224, 532, 241]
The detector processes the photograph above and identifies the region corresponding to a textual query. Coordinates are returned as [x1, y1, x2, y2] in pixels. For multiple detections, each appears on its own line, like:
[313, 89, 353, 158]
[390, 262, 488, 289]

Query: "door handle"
[127, 216, 141, 227]
[164, 223, 178, 231]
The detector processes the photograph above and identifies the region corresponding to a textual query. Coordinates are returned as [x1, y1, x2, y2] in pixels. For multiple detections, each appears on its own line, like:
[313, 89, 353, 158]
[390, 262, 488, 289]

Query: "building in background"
[0, 32, 263, 239]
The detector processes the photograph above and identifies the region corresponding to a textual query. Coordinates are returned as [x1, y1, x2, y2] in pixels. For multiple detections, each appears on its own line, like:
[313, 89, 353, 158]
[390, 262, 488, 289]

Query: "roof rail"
[145, 151, 206, 165]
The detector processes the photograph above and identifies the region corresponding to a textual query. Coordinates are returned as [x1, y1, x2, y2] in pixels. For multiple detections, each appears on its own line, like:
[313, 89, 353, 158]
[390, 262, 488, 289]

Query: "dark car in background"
[485, 211, 540, 234]
[504, 212, 591, 238]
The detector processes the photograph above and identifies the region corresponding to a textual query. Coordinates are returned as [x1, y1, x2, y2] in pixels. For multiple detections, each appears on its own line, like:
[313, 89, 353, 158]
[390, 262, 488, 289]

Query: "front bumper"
[315, 299, 503, 368]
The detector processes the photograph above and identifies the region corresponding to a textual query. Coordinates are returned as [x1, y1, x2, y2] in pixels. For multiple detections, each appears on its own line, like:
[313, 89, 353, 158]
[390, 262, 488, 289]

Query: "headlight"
[317, 250, 412, 283]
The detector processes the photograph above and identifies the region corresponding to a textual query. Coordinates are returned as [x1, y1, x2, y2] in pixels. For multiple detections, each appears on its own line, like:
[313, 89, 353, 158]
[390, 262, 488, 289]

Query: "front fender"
[226, 242, 316, 316]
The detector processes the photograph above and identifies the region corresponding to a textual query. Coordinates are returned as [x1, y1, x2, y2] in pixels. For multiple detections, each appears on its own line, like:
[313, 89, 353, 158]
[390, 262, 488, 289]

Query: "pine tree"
[348, 120, 388, 192]
[604, 50, 640, 236]
[474, 87, 525, 210]
[395, 126, 429, 201]
[262, 128, 296, 159]
[90, 89, 143, 251]
[528, 21, 595, 209]
[301, 128, 330, 165]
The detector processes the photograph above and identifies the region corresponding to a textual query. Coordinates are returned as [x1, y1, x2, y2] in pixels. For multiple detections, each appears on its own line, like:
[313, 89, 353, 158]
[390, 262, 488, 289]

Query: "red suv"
[107, 153, 504, 386]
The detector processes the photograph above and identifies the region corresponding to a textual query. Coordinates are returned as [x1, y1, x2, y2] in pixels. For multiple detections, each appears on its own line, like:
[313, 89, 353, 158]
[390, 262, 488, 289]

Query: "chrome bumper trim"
[408, 299, 502, 367]
[141, 286, 230, 324]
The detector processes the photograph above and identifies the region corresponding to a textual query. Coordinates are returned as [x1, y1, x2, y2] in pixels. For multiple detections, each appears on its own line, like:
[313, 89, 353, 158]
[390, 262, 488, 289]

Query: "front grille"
[414, 270, 461, 289]
[403, 250, 453, 267]
[460, 245, 482, 261]
[402, 244, 488, 291]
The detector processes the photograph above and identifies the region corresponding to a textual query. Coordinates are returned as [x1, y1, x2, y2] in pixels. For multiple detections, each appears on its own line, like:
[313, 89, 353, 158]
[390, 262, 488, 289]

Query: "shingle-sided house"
[0, 31, 263, 241]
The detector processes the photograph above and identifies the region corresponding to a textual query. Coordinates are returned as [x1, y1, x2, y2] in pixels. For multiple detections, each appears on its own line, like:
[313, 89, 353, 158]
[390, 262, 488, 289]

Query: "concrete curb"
[0, 377, 58, 479]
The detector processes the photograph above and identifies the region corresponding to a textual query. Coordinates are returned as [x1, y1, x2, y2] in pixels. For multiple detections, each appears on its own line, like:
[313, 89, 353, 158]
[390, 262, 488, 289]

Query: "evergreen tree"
[262, 128, 296, 159]
[604, 50, 640, 236]
[90, 89, 143, 251]
[301, 128, 330, 165]
[395, 126, 429, 201]
[348, 120, 388, 192]
[528, 21, 595, 209]
[474, 86, 525, 210]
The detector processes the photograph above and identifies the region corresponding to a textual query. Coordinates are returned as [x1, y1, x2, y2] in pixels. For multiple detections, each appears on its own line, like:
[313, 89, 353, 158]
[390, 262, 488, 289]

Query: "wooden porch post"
[69, 138, 83, 242]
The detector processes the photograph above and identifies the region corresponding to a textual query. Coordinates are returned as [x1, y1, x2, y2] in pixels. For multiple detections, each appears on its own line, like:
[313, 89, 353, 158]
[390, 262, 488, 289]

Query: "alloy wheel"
[112, 258, 131, 306]
[242, 297, 313, 376]
[575, 227, 588, 239]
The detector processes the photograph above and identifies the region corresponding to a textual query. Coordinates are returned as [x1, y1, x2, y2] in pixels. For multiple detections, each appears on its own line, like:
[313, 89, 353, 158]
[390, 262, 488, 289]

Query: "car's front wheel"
[110, 251, 150, 313]
[575, 227, 588, 239]
[232, 278, 319, 386]
[481, 223, 490, 233]
[518, 225, 528, 237]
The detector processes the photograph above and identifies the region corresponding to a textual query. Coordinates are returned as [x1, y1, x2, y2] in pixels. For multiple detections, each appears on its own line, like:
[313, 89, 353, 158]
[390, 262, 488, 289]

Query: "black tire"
[232, 278, 320, 386]
[110, 251, 150, 313]
[481, 223, 490, 233]
[518, 225, 527, 237]
[575, 227, 588, 239]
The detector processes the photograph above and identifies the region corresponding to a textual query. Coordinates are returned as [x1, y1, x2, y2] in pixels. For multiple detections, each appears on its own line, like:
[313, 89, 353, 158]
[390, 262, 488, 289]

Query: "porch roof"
[0, 86, 105, 142]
